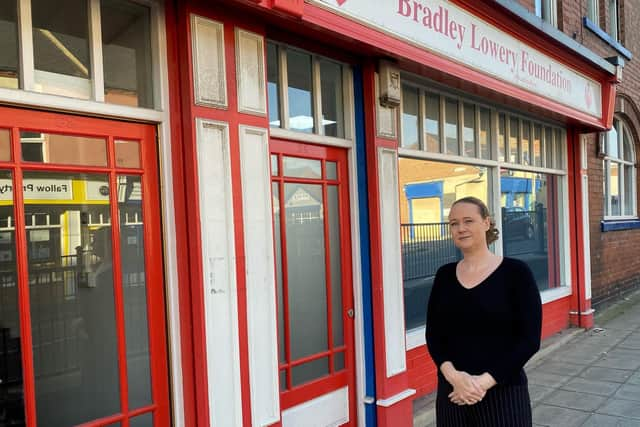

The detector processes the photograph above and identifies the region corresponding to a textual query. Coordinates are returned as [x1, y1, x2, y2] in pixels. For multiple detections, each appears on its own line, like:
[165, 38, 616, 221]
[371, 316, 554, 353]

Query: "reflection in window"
[500, 170, 561, 291]
[463, 104, 475, 157]
[425, 93, 440, 153]
[0, 129, 12, 161]
[267, 42, 281, 128]
[479, 108, 491, 159]
[533, 124, 542, 166]
[509, 117, 519, 163]
[0, 0, 19, 89]
[445, 99, 459, 155]
[101, 0, 153, 108]
[522, 121, 531, 165]
[20, 131, 107, 166]
[32, 0, 91, 98]
[320, 60, 344, 138]
[498, 114, 506, 162]
[287, 50, 314, 133]
[401, 85, 419, 150]
[398, 158, 490, 330]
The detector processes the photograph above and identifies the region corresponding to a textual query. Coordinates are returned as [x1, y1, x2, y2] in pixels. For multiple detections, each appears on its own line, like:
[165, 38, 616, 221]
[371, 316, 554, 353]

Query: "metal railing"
[400, 222, 459, 281]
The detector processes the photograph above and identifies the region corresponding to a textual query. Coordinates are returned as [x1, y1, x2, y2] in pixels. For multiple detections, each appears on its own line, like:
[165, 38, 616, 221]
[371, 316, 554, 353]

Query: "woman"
[425, 196, 542, 427]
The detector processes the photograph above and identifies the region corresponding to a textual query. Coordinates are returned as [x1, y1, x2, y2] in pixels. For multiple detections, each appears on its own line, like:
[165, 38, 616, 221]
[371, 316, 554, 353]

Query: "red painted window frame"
[269, 139, 356, 422]
[0, 106, 170, 427]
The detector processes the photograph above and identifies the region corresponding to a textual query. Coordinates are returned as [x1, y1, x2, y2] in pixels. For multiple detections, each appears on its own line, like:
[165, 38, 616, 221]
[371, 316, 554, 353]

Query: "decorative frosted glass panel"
[501, 171, 561, 290]
[291, 357, 329, 387]
[522, 121, 531, 165]
[463, 103, 475, 157]
[479, 108, 490, 159]
[270, 154, 278, 176]
[283, 156, 321, 179]
[285, 183, 328, 360]
[101, 0, 153, 108]
[273, 183, 285, 363]
[118, 175, 152, 410]
[0, 0, 19, 89]
[287, 50, 314, 133]
[32, 0, 91, 97]
[498, 114, 506, 162]
[425, 93, 440, 153]
[444, 99, 459, 155]
[115, 140, 141, 168]
[624, 166, 634, 216]
[0, 171, 23, 427]
[326, 161, 337, 180]
[320, 61, 344, 138]
[401, 85, 419, 150]
[609, 162, 621, 216]
[267, 42, 281, 127]
[129, 413, 153, 427]
[0, 129, 11, 161]
[20, 131, 107, 166]
[27, 172, 119, 426]
[533, 124, 542, 166]
[508, 117, 519, 163]
[327, 186, 343, 348]
[334, 352, 345, 372]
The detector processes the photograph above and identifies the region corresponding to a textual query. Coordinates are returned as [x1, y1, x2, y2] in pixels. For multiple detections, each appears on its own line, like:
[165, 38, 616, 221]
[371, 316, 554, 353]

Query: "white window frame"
[266, 40, 354, 144]
[399, 75, 572, 348]
[604, 118, 637, 219]
[587, 0, 600, 24]
[535, 0, 558, 27]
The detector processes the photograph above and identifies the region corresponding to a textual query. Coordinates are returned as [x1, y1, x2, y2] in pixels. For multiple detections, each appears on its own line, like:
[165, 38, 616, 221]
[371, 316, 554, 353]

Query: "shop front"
[167, 0, 619, 426]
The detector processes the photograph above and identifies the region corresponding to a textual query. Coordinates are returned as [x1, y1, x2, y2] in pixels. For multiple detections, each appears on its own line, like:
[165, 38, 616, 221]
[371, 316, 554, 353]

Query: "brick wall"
[556, 0, 640, 307]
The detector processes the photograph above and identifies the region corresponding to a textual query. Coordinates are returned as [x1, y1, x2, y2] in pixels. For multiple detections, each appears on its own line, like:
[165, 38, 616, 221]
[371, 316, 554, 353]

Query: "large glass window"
[604, 118, 636, 218]
[401, 85, 419, 150]
[266, 41, 350, 139]
[0, 0, 19, 89]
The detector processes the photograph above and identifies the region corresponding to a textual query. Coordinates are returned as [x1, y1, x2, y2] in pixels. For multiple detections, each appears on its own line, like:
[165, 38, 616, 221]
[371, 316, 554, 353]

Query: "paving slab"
[559, 377, 621, 396]
[541, 389, 607, 411]
[579, 366, 634, 383]
[597, 398, 640, 419]
[531, 404, 590, 427]
[614, 384, 640, 401]
[581, 414, 640, 427]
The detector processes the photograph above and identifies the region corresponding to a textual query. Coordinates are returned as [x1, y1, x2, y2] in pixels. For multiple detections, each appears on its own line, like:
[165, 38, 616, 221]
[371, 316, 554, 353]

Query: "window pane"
[0, 0, 19, 89]
[291, 357, 329, 387]
[533, 124, 542, 167]
[401, 85, 419, 150]
[327, 186, 343, 347]
[508, 117, 519, 163]
[287, 50, 314, 133]
[20, 131, 107, 167]
[444, 99, 459, 155]
[0, 171, 24, 427]
[398, 158, 490, 330]
[285, 183, 328, 360]
[624, 165, 634, 216]
[498, 113, 506, 162]
[101, 0, 153, 108]
[326, 161, 337, 180]
[501, 170, 561, 290]
[267, 43, 281, 128]
[320, 61, 344, 138]
[32, 0, 91, 98]
[129, 413, 153, 427]
[115, 140, 141, 168]
[463, 104, 475, 157]
[27, 172, 119, 426]
[0, 129, 11, 161]
[424, 93, 440, 153]
[118, 176, 152, 410]
[609, 162, 621, 216]
[623, 127, 634, 162]
[479, 108, 491, 159]
[554, 129, 564, 169]
[271, 154, 279, 176]
[521, 121, 531, 165]
[334, 351, 345, 372]
[273, 184, 285, 364]
[283, 156, 321, 179]
[545, 127, 553, 168]
[607, 125, 619, 158]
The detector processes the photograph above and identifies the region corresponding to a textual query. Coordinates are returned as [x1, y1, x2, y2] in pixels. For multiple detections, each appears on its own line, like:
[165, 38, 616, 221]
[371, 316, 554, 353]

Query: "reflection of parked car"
[502, 206, 535, 240]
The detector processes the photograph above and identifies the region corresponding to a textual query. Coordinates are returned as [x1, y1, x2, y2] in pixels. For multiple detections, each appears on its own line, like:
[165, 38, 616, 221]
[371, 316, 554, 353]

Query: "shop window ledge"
[583, 17, 632, 60]
[601, 219, 640, 232]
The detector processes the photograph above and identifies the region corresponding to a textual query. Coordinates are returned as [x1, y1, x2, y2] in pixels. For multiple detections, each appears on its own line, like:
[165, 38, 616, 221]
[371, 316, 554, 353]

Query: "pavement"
[413, 288, 640, 426]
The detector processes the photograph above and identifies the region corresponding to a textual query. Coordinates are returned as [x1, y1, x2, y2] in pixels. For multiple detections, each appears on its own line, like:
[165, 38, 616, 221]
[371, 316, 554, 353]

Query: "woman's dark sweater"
[425, 257, 542, 385]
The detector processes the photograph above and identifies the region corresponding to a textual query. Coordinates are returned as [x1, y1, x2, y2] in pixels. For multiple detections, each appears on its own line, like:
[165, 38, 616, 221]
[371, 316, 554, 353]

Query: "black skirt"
[435, 379, 533, 427]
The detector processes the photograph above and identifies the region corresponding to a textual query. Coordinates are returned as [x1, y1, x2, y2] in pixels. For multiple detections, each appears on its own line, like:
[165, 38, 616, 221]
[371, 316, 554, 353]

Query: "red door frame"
[0, 106, 170, 427]
[270, 138, 357, 424]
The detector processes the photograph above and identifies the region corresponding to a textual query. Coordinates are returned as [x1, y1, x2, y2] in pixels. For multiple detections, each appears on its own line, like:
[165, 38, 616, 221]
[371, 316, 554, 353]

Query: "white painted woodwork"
[282, 387, 350, 427]
[191, 15, 227, 108]
[377, 147, 407, 377]
[375, 74, 397, 139]
[238, 125, 281, 426]
[195, 118, 243, 427]
[235, 29, 267, 116]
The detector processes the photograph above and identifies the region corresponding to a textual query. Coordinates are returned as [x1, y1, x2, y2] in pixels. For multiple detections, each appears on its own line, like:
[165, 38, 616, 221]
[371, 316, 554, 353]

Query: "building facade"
[0, 0, 630, 427]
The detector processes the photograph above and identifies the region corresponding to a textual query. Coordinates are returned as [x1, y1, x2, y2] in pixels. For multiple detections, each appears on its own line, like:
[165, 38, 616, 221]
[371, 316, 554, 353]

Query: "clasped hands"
[441, 362, 496, 406]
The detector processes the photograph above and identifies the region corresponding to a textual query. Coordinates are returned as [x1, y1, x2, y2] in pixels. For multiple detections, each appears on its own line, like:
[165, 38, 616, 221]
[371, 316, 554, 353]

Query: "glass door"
[0, 107, 169, 427]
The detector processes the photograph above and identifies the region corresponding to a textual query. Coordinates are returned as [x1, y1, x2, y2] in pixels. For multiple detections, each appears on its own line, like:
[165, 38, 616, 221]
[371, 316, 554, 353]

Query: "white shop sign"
[0, 178, 73, 201]
[311, 0, 603, 119]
